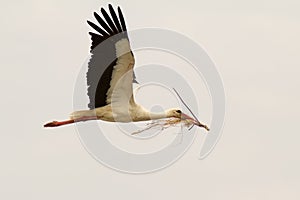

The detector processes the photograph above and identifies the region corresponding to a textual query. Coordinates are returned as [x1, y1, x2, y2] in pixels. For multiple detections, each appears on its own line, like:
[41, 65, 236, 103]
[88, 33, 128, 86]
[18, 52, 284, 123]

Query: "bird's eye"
[176, 110, 182, 113]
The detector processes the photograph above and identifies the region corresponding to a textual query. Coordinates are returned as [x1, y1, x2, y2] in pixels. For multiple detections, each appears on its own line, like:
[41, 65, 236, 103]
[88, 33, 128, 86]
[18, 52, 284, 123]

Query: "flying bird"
[44, 4, 209, 132]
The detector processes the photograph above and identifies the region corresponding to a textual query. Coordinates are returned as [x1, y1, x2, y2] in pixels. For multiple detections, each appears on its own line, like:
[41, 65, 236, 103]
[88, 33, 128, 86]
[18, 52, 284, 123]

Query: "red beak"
[181, 113, 210, 131]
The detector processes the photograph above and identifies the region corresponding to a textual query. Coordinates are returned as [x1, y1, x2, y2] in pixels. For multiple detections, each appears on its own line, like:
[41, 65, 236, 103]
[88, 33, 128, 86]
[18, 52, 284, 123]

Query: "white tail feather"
[69, 110, 96, 120]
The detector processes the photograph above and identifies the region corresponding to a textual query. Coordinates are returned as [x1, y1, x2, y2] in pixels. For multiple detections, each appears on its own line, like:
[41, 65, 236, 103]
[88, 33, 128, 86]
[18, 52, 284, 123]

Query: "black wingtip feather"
[109, 4, 122, 32]
[87, 20, 109, 37]
[118, 6, 127, 32]
[101, 7, 118, 34]
[93, 12, 114, 35]
[86, 4, 133, 108]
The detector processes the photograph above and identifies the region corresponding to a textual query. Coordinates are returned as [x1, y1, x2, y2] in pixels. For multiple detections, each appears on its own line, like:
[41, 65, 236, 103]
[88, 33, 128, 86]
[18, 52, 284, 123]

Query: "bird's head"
[166, 109, 182, 118]
[166, 108, 197, 120]
[166, 108, 210, 131]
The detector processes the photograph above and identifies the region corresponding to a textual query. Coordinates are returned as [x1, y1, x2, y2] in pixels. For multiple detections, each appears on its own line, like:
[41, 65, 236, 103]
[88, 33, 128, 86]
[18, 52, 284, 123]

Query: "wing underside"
[86, 4, 136, 109]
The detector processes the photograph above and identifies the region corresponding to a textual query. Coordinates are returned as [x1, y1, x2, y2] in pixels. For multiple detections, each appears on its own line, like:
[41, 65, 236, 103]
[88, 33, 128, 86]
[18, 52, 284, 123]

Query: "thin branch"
[172, 88, 201, 125]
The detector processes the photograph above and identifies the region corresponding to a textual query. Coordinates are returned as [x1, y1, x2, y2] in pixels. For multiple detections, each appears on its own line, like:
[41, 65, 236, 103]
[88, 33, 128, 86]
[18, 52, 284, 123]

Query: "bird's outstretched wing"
[87, 4, 136, 109]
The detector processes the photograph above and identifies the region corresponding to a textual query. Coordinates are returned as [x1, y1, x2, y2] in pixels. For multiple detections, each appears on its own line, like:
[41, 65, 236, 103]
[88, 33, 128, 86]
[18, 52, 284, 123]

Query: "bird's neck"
[147, 112, 167, 120]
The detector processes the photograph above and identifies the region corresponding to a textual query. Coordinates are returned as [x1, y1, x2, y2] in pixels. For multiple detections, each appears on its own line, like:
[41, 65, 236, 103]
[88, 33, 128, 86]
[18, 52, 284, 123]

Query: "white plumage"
[44, 4, 209, 131]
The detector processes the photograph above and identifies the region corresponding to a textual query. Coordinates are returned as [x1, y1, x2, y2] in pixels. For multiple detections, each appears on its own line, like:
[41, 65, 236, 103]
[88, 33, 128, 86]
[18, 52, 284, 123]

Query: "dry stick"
[172, 88, 201, 125]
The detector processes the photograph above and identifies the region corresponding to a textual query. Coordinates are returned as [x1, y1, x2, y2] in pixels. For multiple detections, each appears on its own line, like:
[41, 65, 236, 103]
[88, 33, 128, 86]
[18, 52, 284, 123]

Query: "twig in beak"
[173, 88, 201, 124]
[188, 124, 194, 130]
[173, 88, 210, 132]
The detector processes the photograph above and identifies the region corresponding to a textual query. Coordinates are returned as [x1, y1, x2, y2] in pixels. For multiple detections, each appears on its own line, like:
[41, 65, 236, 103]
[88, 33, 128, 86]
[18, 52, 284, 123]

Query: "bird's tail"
[69, 110, 96, 120]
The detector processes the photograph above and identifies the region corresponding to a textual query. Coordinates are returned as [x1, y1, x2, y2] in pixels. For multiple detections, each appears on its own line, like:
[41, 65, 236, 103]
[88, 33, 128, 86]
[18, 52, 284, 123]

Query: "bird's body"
[70, 105, 180, 123]
[44, 4, 209, 131]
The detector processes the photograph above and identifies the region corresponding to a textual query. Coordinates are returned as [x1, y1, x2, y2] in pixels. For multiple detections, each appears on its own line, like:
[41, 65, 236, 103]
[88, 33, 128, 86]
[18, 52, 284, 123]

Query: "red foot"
[44, 116, 98, 128]
[44, 120, 75, 127]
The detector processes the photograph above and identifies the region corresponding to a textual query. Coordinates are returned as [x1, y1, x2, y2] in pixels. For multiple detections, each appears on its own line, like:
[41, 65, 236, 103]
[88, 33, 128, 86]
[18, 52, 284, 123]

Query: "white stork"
[44, 4, 209, 131]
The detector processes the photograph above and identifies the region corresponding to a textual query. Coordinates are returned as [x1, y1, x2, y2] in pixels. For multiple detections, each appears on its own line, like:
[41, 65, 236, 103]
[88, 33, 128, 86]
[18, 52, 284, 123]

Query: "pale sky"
[1, 0, 300, 199]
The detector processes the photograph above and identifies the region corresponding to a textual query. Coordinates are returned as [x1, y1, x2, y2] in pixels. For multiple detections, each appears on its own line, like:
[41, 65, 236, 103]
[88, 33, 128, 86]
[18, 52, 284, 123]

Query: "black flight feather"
[118, 7, 127, 31]
[86, 4, 136, 109]
[109, 4, 123, 33]
[101, 7, 118, 34]
[87, 20, 108, 37]
[93, 12, 114, 35]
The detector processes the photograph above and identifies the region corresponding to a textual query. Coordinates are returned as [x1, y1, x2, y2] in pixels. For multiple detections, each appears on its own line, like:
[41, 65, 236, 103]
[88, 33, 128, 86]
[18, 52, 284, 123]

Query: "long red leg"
[44, 116, 98, 128]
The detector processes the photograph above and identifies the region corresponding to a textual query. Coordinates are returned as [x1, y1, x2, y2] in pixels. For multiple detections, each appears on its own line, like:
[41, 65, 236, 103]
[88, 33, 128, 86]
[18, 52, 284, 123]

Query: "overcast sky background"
[1, 0, 300, 199]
